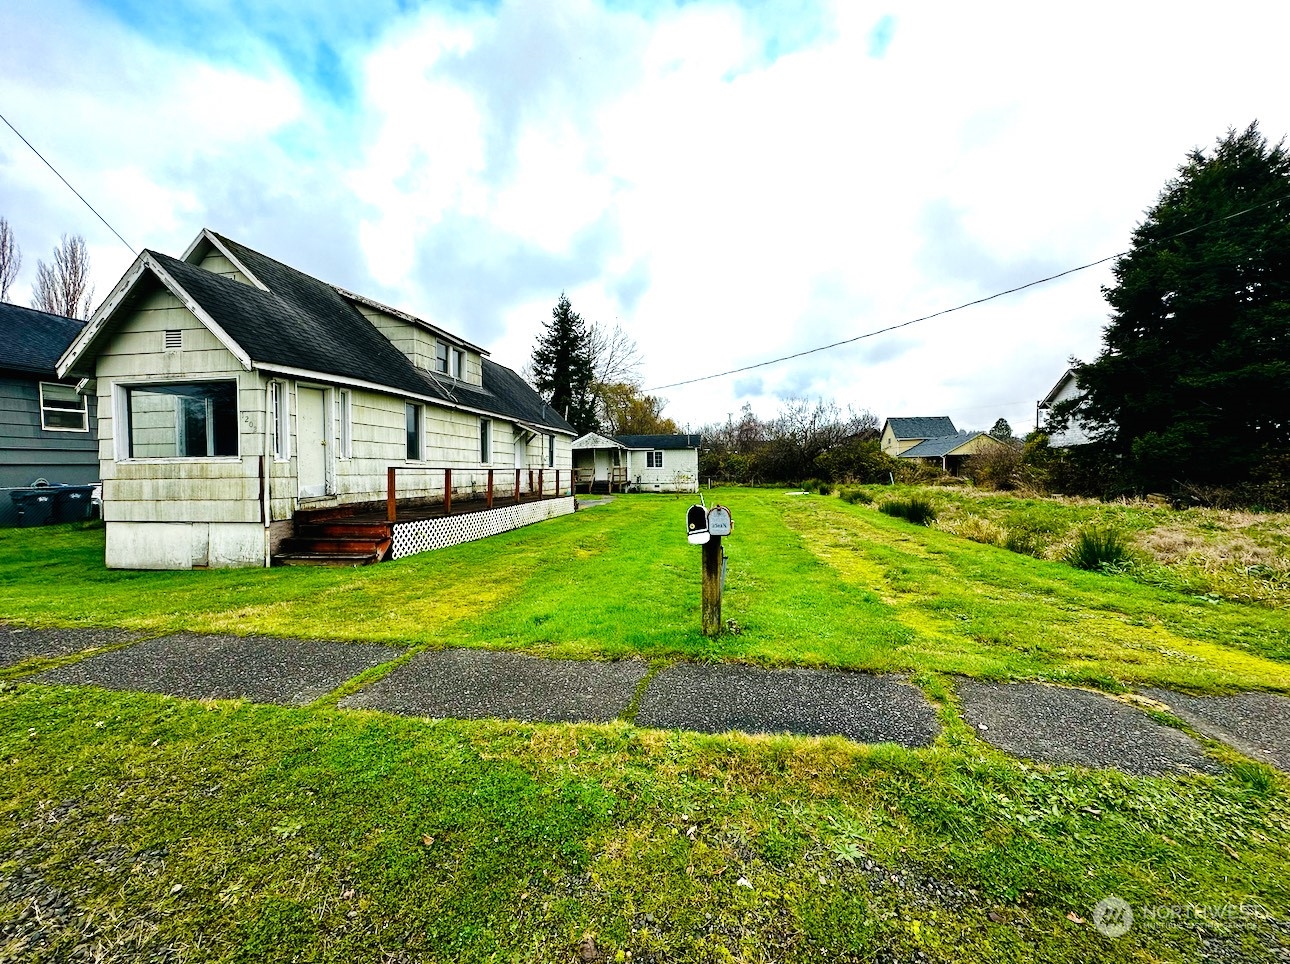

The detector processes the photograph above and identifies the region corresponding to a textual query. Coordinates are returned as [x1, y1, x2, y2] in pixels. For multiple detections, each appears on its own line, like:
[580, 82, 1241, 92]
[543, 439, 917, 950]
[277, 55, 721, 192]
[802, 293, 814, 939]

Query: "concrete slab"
[33, 633, 398, 706]
[635, 663, 940, 747]
[339, 649, 649, 724]
[1142, 688, 1290, 773]
[956, 680, 1223, 777]
[0, 624, 143, 668]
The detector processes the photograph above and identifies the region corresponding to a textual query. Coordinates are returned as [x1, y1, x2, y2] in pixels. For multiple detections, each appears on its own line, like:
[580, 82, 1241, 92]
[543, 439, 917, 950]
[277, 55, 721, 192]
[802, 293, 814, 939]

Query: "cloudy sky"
[2, 1, 1287, 434]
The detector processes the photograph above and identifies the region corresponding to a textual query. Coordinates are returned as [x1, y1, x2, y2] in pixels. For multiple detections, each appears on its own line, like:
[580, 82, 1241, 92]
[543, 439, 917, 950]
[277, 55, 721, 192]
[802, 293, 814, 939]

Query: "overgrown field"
[2, 489, 1289, 962]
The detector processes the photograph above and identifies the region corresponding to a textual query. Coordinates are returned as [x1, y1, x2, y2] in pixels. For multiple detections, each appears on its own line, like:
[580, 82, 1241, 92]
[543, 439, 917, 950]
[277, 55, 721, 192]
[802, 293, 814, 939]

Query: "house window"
[336, 389, 352, 459]
[647, 450, 664, 469]
[547, 434, 555, 468]
[479, 417, 491, 462]
[435, 342, 449, 374]
[405, 403, 422, 460]
[450, 348, 463, 379]
[271, 381, 290, 461]
[39, 382, 88, 432]
[124, 381, 238, 458]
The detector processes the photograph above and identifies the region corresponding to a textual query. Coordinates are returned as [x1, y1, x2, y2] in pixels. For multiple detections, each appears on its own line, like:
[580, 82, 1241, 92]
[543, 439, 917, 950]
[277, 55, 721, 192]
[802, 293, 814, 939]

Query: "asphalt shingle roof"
[900, 432, 984, 458]
[0, 303, 85, 376]
[885, 416, 957, 440]
[615, 434, 702, 450]
[141, 236, 573, 435]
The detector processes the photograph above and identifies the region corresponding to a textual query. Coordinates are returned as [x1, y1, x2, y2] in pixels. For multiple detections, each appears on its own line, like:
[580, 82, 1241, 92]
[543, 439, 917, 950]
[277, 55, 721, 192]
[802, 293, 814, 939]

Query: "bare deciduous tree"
[587, 322, 642, 387]
[0, 217, 20, 303]
[31, 233, 94, 319]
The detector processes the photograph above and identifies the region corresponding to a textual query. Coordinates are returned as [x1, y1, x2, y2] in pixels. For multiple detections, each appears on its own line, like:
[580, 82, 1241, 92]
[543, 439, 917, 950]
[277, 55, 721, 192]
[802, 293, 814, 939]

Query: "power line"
[0, 110, 137, 256]
[645, 191, 1290, 393]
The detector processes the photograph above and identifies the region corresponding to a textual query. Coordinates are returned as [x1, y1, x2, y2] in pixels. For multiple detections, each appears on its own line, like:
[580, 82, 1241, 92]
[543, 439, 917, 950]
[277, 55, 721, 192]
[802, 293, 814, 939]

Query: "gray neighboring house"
[0, 303, 99, 525]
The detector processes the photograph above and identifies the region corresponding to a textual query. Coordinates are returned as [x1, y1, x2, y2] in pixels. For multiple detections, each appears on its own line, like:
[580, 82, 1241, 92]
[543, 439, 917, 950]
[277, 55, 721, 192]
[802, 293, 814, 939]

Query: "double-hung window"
[271, 382, 290, 461]
[434, 342, 449, 374]
[405, 403, 423, 460]
[39, 382, 88, 432]
[336, 390, 352, 459]
[123, 381, 238, 458]
[450, 348, 463, 379]
[547, 434, 555, 468]
[479, 417, 491, 462]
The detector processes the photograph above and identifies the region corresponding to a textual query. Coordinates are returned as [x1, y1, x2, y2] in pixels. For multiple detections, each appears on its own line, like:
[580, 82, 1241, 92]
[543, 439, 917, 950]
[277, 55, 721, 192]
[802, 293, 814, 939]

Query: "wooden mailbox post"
[689, 503, 732, 636]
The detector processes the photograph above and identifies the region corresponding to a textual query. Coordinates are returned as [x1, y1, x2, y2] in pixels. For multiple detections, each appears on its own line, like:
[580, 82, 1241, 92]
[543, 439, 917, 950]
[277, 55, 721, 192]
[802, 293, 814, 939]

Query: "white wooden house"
[1036, 369, 1095, 446]
[571, 433, 701, 493]
[57, 229, 576, 569]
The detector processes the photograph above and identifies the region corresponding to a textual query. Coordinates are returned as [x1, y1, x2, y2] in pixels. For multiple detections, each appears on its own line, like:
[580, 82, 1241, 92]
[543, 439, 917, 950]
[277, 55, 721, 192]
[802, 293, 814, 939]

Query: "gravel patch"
[340, 648, 649, 723]
[1141, 688, 1290, 772]
[956, 679, 1223, 777]
[31, 633, 398, 706]
[0, 624, 143, 668]
[635, 664, 940, 747]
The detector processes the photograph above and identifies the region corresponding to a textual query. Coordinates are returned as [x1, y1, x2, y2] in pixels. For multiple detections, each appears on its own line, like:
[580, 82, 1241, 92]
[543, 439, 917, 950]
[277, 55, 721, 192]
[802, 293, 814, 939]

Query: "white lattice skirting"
[390, 497, 576, 559]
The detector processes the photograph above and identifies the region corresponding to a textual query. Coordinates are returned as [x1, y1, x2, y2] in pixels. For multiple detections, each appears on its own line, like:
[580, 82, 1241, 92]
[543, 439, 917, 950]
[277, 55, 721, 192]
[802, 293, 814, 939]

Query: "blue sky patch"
[868, 14, 895, 58]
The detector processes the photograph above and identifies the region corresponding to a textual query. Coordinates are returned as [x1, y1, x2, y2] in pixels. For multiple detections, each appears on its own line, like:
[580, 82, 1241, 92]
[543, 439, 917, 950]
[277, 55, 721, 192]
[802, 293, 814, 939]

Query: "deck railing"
[385, 467, 568, 523]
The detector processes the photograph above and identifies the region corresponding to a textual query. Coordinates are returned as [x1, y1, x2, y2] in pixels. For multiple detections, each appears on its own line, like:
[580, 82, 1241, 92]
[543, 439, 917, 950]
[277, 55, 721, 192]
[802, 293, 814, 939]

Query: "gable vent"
[164, 330, 182, 350]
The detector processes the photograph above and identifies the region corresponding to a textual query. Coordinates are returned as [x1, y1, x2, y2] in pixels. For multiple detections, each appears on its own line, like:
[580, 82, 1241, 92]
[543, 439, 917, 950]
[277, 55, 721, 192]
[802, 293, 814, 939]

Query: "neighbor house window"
[647, 450, 664, 469]
[435, 342, 449, 374]
[336, 389, 352, 459]
[405, 403, 422, 460]
[271, 381, 290, 461]
[450, 348, 463, 379]
[547, 434, 555, 467]
[479, 417, 491, 462]
[124, 381, 238, 458]
[39, 382, 88, 432]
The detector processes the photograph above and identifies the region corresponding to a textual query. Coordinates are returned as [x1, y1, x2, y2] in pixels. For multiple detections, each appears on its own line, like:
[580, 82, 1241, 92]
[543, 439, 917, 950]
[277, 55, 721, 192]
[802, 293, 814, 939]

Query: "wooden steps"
[272, 519, 393, 567]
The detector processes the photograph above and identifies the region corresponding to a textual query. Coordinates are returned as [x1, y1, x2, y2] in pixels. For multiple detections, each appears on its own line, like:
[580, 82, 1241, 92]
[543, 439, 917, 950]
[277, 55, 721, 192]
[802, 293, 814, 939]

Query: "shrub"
[878, 496, 937, 526]
[1064, 527, 1133, 571]
[801, 478, 822, 493]
[818, 482, 833, 496]
[964, 443, 1024, 490]
[839, 488, 873, 505]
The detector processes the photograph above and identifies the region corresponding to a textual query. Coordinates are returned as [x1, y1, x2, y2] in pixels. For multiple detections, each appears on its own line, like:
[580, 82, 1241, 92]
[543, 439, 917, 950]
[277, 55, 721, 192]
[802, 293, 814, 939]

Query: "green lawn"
[2, 489, 1289, 962]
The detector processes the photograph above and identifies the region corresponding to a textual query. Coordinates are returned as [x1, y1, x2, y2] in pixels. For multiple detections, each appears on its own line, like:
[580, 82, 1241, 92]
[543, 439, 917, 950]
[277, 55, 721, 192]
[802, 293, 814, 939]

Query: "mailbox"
[686, 504, 710, 545]
[707, 505, 732, 537]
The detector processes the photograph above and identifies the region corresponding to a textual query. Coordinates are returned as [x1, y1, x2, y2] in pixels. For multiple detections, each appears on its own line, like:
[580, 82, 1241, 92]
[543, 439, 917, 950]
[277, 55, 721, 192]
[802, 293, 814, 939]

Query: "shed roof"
[884, 416, 957, 440]
[615, 434, 702, 450]
[899, 432, 997, 459]
[0, 302, 85, 376]
[60, 231, 575, 435]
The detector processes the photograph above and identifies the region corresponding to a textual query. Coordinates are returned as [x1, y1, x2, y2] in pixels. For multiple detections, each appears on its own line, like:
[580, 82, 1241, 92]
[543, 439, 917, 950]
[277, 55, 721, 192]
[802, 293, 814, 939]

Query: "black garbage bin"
[10, 487, 59, 526]
[54, 485, 98, 522]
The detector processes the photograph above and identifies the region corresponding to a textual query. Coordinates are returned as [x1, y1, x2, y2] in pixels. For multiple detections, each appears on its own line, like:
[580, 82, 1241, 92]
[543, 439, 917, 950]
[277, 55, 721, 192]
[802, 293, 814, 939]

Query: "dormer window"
[435, 341, 449, 374]
[450, 347, 463, 379]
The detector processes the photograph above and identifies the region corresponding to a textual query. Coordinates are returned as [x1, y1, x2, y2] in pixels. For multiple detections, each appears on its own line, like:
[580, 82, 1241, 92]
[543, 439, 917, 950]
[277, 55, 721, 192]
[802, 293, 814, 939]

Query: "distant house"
[0, 303, 99, 526]
[571, 433, 701, 493]
[880, 416, 959, 457]
[1036, 369, 1094, 446]
[57, 228, 576, 569]
[880, 416, 1006, 475]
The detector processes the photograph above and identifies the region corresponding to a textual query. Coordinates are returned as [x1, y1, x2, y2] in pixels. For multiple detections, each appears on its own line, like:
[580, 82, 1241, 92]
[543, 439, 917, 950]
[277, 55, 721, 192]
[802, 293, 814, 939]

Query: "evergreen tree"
[988, 418, 1014, 442]
[531, 293, 599, 434]
[1067, 123, 1290, 488]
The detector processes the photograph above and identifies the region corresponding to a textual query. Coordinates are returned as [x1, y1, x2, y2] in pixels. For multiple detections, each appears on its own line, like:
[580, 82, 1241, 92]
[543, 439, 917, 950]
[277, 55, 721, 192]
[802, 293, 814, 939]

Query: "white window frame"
[114, 377, 241, 462]
[336, 389, 352, 460]
[547, 434, 555, 468]
[647, 449, 664, 469]
[271, 380, 291, 462]
[434, 342, 449, 374]
[479, 417, 492, 463]
[39, 381, 89, 432]
[405, 402, 423, 461]
[450, 347, 463, 379]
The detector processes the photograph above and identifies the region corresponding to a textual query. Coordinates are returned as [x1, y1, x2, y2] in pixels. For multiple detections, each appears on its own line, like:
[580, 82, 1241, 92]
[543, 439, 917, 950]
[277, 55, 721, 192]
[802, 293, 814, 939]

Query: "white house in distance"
[1036, 369, 1094, 446]
[57, 229, 576, 569]
[571, 432, 701, 493]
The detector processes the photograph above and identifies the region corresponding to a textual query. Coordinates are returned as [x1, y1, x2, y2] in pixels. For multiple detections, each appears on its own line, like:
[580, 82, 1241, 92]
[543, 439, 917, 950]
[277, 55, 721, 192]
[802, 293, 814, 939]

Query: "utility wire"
[0, 110, 137, 255]
[645, 191, 1290, 392]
